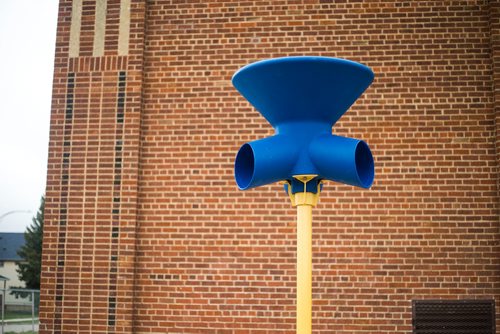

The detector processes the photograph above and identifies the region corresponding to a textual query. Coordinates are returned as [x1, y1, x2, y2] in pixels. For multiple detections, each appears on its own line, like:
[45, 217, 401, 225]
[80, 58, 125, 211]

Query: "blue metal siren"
[233, 56, 375, 193]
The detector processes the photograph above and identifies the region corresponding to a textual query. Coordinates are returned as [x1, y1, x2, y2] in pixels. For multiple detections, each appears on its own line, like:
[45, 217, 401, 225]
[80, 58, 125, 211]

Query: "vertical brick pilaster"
[488, 1, 500, 329]
[40, 1, 147, 333]
[490, 0, 500, 199]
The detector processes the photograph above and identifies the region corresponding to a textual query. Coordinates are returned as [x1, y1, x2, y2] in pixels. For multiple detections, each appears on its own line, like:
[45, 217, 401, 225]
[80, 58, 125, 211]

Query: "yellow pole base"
[296, 203, 312, 334]
[287, 175, 320, 334]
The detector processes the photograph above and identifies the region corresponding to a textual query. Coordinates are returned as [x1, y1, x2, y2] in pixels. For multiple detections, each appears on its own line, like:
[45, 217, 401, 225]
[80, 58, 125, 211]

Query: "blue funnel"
[233, 56, 375, 192]
[232, 56, 374, 129]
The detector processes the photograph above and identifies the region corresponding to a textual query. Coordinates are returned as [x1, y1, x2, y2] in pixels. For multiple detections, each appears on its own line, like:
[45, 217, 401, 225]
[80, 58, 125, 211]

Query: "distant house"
[0, 233, 25, 289]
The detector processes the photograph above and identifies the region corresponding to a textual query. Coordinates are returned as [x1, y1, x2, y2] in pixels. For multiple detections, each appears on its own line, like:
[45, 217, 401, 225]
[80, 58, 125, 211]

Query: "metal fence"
[0, 288, 39, 334]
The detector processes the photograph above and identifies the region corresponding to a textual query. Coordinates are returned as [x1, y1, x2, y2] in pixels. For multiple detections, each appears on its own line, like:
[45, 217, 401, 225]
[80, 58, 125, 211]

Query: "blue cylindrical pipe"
[309, 134, 374, 189]
[235, 135, 299, 190]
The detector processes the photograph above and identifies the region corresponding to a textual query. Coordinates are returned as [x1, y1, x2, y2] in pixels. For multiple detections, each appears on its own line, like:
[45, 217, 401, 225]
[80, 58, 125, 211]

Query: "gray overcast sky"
[0, 0, 59, 232]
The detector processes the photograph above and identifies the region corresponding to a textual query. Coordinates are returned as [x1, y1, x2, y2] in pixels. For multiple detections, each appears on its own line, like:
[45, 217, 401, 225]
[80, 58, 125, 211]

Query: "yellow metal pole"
[296, 202, 312, 334]
[288, 175, 320, 334]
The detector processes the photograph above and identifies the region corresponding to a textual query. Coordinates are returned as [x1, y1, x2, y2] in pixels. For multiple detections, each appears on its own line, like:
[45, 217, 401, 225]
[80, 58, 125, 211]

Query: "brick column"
[490, 0, 500, 198]
[488, 5, 500, 331]
[39, 1, 146, 333]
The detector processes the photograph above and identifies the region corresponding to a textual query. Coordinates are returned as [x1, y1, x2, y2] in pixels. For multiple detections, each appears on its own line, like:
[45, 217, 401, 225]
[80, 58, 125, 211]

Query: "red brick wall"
[41, 1, 500, 333]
